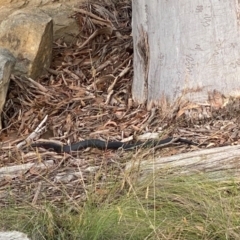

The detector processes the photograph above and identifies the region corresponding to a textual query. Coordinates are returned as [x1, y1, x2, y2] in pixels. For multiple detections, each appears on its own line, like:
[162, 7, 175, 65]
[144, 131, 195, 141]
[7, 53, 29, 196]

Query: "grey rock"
[0, 8, 53, 79]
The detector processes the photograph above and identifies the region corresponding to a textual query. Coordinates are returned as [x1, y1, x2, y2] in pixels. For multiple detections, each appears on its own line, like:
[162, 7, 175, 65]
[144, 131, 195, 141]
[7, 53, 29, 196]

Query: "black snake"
[30, 137, 197, 153]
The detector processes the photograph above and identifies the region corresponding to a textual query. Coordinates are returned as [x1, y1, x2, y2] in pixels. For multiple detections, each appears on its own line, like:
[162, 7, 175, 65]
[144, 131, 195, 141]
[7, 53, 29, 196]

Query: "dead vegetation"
[0, 0, 240, 206]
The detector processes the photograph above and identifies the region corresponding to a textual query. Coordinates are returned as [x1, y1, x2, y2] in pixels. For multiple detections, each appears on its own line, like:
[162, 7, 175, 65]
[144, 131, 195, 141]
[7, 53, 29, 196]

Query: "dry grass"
[0, 0, 239, 206]
[1, 172, 240, 239]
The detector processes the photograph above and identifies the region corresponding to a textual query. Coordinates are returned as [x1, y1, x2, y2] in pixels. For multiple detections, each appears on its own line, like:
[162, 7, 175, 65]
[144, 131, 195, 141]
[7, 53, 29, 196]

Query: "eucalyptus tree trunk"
[132, 1, 240, 111]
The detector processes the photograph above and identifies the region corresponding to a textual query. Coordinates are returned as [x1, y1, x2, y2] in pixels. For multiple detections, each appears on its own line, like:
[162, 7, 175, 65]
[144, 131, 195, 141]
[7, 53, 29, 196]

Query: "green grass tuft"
[1, 173, 240, 240]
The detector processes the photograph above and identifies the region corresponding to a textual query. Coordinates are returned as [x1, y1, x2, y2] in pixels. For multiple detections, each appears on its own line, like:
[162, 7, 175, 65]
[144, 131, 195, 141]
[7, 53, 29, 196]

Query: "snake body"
[30, 137, 197, 153]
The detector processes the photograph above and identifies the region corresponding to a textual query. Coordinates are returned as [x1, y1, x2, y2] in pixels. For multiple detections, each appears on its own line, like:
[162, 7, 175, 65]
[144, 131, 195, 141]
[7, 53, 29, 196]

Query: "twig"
[107, 65, 130, 93]
[153, 137, 180, 150]
[16, 115, 48, 149]
[23, 76, 48, 93]
[73, 7, 112, 27]
[105, 90, 114, 105]
[32, 182, 42, 205]
[77, 27, 113, 49]
[139, 108, 157, 130]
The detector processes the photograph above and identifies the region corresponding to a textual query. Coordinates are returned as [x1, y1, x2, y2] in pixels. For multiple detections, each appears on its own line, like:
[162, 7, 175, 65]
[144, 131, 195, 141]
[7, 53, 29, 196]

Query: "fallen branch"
[126, 144, 240, 181]
[0, 160, 54, 180]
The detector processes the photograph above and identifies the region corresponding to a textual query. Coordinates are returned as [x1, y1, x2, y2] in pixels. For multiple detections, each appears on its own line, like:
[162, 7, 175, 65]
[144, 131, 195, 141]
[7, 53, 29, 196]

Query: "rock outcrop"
[0, 9, 53, 79]
[0, 0, 80, 44]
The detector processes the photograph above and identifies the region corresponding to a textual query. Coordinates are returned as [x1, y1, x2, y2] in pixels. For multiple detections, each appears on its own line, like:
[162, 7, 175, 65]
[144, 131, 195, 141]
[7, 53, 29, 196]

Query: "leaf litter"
[0, 0, 240, 206]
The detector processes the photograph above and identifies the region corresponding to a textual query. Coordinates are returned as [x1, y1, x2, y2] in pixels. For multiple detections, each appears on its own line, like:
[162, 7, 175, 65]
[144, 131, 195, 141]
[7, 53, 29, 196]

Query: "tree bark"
[126, 145, 240, 181]
[132, 1, 240, 110]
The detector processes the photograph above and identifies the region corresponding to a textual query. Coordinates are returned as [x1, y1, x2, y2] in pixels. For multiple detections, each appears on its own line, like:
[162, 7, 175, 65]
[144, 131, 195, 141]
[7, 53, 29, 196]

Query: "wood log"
[125, 145, 240, 181]
[0, 160, 54, 180]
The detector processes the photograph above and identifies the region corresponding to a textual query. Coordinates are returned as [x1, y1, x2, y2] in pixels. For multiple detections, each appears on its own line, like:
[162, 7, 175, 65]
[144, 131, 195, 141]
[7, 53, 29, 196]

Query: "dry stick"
[76, 163, 89, 200]
[77, 27, 113, 50]
[17, 115, 48, 149]
[107, 66, 130, 93]
[91, 18, 111, 27]
[139, 108, 157, 131]
[24, 77, 48, 93]
[89, 75, 114, 90]
[96, 60, 112, 72]
[105, 90, 114, 105]
[112, 55, 132, 74]
[140, 138, 182, 159]
[153, 137, 180, 150]
[45, 67, 61, 76]
[121, 132, 160, 143]
[73, 7, 112, 26]
[63, 69, 80, 80]
[32, 182, 42, 205]
[61, 73, 68, 86]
